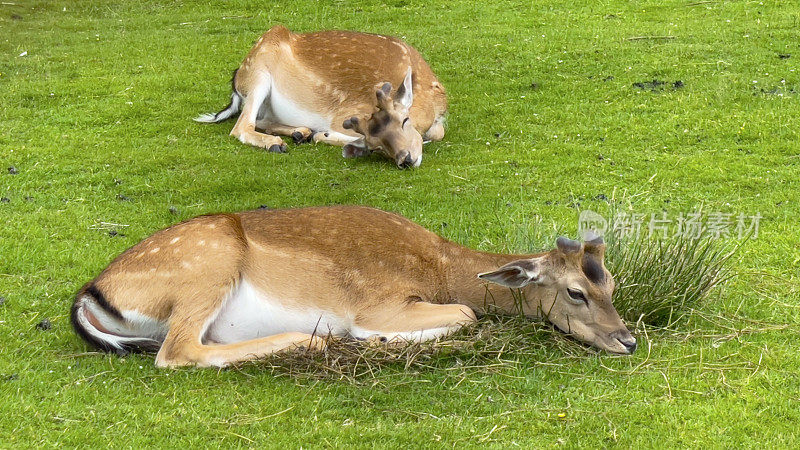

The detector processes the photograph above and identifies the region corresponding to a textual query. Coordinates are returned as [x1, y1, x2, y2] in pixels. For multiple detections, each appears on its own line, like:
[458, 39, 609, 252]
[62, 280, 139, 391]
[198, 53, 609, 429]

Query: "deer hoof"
[268, 143, 288, 153]
[291, 131, 311, 144]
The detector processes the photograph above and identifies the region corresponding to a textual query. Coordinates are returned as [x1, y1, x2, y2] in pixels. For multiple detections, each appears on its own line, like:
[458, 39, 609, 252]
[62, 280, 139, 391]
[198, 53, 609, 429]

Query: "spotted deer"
[195, 26, 448, 168]
[71, 206, 636, 368]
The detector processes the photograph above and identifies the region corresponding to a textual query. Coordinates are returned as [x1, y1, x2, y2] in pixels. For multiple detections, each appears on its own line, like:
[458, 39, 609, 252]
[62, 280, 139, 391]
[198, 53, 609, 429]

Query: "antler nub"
[342, 116, 367, 135]
[556, 236, 582, 254]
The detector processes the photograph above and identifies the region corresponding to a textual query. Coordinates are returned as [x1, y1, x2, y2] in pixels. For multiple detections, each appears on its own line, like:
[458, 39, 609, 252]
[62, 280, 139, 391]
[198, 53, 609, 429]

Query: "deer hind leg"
[351, 301, 477, 344]
[156, 326, 326, 368]
[155, 287, 326, 368]
[230, 74, 288, 153]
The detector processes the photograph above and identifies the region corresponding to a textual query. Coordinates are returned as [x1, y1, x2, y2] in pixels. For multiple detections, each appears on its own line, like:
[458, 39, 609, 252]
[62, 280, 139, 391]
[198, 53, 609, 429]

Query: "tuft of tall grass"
[604, 233, 738, 327]
[498, 209, 741, 328]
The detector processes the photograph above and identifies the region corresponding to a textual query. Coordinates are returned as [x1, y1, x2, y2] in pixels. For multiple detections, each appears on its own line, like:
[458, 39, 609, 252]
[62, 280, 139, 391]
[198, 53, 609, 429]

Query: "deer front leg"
[351, 301, 477, 343]
[256, 121, 314, 144]
[230, 75, 288, 153]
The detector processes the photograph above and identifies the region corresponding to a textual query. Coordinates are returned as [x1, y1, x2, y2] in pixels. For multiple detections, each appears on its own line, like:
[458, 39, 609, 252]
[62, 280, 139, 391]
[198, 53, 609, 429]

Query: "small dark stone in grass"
[108, 230, 118, 237]
[8, 166, 18, 175]
[633, 79, 665, 91]
[595, 194, 607, 201]
[529, 82, 540, 90]
[5, 374, 18, 382]
[116, 194, 131, 201]
[441, 222, 448, 228]
[603, 75, 614, 82]
[0, 296, 6, 306]
[169, 206, 179, 214]
[778, 53, 791, 59]
[0, 197, 9, 203]
[633, 79, 683, 92]
[597, 154, 605, 161]
[258, 205, 272, 210]
[36, 319, 52, 331]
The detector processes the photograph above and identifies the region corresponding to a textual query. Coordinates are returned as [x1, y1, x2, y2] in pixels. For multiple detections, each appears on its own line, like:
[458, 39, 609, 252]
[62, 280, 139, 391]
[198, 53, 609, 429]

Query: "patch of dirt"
[753, 85, 796, 97]
[632, 79, 684, 92]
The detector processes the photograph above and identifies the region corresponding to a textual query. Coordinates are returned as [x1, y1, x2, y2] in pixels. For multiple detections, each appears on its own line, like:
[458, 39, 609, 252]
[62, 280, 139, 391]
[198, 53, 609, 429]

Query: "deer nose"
[611, 329, 637, 354]
[397, 154, 414, 169]
[621, 339, 637, 354]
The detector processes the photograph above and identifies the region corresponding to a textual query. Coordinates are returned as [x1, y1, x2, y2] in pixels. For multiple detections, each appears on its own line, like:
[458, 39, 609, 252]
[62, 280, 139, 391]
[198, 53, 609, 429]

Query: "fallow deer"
[71, 206, 636, 368]
[195, 26, 448, 168]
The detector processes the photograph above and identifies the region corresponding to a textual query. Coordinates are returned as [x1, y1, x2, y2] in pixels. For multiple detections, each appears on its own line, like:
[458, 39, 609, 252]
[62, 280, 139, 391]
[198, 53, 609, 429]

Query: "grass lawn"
[1, 0, 799, 446]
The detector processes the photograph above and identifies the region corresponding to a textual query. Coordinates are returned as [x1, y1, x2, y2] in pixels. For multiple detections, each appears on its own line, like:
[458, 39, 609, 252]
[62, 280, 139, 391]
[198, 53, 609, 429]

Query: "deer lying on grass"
[71, 206, 636, 368]
[195, 26, 448, 168]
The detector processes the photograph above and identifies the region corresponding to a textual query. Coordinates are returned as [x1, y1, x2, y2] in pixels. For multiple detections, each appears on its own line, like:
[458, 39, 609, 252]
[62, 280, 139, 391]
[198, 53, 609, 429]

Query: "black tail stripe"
[85, 284, 124, 321]
[230, 68, 239, 94]
[212, 68, 241, 121]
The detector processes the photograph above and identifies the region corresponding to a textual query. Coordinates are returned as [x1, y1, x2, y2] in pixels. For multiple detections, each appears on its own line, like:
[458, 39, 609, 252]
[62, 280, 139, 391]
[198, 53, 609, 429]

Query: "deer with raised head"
[195, 26, 448, 168]
[71, 206, 636, 368]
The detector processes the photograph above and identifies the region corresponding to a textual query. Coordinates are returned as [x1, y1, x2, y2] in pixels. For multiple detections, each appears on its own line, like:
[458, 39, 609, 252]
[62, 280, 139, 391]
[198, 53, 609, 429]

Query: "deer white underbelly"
[267, 80, 331, 131]
[205, 279, 350, 344]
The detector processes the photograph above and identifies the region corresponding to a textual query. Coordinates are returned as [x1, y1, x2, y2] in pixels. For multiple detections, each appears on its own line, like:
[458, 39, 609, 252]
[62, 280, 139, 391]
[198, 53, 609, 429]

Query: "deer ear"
[394, 66, 414, 110]
[478, 258, 544, 288]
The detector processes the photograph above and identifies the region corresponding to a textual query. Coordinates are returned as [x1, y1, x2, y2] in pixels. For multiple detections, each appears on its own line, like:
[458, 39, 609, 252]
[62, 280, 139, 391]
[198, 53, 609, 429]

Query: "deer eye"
[567, 288, 588, 305]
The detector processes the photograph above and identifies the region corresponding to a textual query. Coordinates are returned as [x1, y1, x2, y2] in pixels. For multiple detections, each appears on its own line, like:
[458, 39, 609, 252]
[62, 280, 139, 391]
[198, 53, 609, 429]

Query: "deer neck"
[441, 242, 547, 314]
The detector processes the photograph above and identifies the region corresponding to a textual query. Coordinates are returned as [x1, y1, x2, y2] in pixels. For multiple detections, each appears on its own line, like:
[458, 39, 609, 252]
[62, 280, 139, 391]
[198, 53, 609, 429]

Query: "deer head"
[342, 67, 424, 169]
[478, 235, 637, 354]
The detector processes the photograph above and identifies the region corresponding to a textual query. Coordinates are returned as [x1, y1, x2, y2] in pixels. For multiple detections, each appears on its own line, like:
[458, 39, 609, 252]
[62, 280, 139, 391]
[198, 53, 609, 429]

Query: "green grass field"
[1, 0, 799, 446]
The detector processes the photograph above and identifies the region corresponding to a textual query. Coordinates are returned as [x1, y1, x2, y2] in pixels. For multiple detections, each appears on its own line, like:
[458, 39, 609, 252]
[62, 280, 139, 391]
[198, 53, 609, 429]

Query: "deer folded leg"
[423, 117, 445, 142]
[230, 75, 287, 153]
[256, 122, 313, 144]
[156, 330, 326, 368]
[312, 131, 361, 147]
[351, 301, 477, 343]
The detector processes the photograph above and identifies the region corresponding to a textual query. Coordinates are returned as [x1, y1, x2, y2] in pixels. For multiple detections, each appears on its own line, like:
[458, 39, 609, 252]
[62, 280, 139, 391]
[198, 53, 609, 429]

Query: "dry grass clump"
[248, 315, 589, 382]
